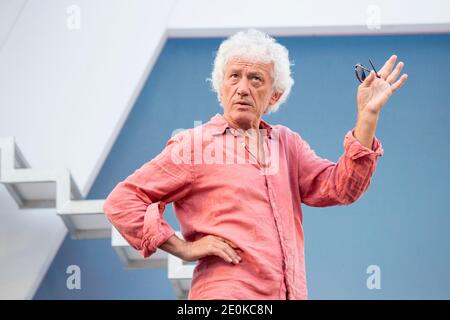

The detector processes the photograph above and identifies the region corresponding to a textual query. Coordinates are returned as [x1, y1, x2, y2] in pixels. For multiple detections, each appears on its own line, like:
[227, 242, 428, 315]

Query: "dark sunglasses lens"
[355, 66, 366, 83]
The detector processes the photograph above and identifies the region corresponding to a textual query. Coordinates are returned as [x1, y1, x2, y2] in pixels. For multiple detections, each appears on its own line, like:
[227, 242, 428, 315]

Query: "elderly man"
[103, 29, 407, 299]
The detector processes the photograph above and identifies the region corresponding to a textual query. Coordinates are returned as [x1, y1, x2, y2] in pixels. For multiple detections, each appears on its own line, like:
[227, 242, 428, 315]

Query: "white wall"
[168, 0, 450, 36]
[0, 0, 27, 48]
[0, 0, 176, 299]
[0, 0, 449, 299]
[0, 184, 66, 299]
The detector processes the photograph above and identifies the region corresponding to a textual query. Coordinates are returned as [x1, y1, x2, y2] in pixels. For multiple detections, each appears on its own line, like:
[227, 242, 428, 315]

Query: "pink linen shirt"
[103, 113, 384, 300]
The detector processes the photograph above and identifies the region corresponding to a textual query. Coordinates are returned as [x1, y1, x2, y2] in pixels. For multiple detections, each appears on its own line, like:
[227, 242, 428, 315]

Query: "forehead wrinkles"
[226, 58, 273, 75]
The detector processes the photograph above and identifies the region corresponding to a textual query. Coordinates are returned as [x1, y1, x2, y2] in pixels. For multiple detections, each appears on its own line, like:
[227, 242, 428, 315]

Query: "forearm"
[159, 234, 187, 259]
[354, 111, 380, 150]
[298, 119, 383, 207]
[103, 184, 174, 258]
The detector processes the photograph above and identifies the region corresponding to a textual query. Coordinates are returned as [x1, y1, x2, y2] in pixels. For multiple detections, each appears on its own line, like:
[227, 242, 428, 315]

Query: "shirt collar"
[210, 113, 273, 138]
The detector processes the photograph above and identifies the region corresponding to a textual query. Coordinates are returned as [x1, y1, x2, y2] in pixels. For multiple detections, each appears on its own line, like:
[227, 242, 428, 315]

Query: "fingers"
[213, 237, 242, 264]
[390, 73, 408, 92]
[197, 235, 242, 264]
[218, 242, 242, 264]
[222, 239, 238, 249]
[386, 61, 404, 84]
[379, 54, 397, 79]
[211, 246, 234, 264]
[361, 56, 407, 93]
[215, 236, 239, 250]
[361, 70, 376, 87]
[211, 242, 241, 264]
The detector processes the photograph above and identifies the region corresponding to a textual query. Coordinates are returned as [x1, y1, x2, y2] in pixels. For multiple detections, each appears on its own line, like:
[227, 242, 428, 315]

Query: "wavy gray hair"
[211, 29, 294, 114]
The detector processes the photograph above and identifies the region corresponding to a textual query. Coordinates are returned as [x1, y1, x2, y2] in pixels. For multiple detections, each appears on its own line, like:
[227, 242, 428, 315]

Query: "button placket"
[240, 130, 291, 297]
[266, 177, 292, 298]
[239, 131, 264, 168]
[261, 135, 292, 298]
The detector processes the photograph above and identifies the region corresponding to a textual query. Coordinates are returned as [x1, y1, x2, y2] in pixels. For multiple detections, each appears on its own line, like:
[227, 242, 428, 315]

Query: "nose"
[236, 78, 250, 97]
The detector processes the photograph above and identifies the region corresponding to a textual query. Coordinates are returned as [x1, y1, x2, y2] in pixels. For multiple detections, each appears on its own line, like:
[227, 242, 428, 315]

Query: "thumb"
[362, 70, 376, 87]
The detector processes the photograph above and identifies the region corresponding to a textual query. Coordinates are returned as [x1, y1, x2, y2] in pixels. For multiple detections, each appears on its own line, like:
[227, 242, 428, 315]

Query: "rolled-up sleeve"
[297, 129, 384, 207]
[103, 132, 193, 258]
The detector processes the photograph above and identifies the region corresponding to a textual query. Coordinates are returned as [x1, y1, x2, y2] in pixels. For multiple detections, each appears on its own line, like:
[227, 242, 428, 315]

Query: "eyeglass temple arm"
[369, 58, 381, 78]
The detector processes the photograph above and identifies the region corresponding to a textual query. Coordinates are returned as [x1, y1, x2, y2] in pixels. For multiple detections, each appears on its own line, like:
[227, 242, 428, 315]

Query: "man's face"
[220, 57, 281, 130]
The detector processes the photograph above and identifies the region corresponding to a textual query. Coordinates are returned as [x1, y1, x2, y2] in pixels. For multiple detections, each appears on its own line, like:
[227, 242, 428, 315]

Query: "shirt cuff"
[141, 201, 175, 258]
[344, 128, 384, 160]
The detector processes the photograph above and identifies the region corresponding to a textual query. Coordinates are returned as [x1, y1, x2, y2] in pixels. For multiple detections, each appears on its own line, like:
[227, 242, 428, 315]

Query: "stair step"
[1, 136, 193, 299]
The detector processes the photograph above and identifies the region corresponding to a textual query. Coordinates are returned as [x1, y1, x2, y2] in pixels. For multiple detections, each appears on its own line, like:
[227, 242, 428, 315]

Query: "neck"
[223, 114, 261, 132]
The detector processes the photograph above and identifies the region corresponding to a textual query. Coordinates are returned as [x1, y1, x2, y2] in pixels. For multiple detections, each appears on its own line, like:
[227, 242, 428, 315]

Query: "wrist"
[176, 240, 191, 260]
[358, 110, 380, 123]
[160, 234, 189, 260]
[354, 111, 379, 150]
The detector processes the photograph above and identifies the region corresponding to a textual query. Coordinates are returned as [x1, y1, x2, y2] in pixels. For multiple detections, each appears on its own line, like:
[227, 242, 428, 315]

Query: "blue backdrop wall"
[35, 34, 450, 299]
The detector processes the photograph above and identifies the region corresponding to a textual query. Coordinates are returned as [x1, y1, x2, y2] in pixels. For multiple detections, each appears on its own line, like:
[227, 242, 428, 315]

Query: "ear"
[268, 90, 283, 106]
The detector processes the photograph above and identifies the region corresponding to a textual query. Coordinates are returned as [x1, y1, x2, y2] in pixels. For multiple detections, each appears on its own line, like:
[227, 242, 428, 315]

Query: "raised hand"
[357, 55, 408, 116]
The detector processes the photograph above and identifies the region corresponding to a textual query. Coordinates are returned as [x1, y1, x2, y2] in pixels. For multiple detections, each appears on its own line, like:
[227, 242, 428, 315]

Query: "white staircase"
[0, 136, 194, 300]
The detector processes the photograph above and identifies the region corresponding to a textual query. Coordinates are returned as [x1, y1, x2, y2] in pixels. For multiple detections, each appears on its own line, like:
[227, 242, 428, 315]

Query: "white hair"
[211, 29, 294, 114]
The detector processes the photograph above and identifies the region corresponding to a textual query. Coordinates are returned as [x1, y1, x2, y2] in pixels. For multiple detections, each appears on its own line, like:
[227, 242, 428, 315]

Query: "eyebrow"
[247, 71, 264, 78]
[228, 69, 264, 78]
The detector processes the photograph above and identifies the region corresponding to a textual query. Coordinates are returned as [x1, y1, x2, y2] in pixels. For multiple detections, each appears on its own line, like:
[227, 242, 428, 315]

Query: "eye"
[251, 75, 262, 82]
[230, 73, 239, 79]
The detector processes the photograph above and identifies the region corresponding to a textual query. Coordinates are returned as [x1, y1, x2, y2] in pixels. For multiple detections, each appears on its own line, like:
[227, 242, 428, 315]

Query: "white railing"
[0, 137, 194, 299]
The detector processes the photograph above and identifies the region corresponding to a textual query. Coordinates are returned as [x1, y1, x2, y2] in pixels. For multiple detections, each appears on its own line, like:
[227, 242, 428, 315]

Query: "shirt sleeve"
[103, 131, 194, 258]
[297, 128, 384, 207]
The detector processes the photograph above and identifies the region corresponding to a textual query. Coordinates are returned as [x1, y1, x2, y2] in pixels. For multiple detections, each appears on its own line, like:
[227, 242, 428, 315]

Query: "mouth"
[233, 101, 253, 109]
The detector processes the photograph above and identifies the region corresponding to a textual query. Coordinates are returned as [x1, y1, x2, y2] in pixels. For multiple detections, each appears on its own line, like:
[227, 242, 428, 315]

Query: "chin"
[231, 110, 254, 128]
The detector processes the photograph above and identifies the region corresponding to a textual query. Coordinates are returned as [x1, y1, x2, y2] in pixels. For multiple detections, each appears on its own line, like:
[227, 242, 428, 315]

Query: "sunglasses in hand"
[354, 59, 382, 83]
